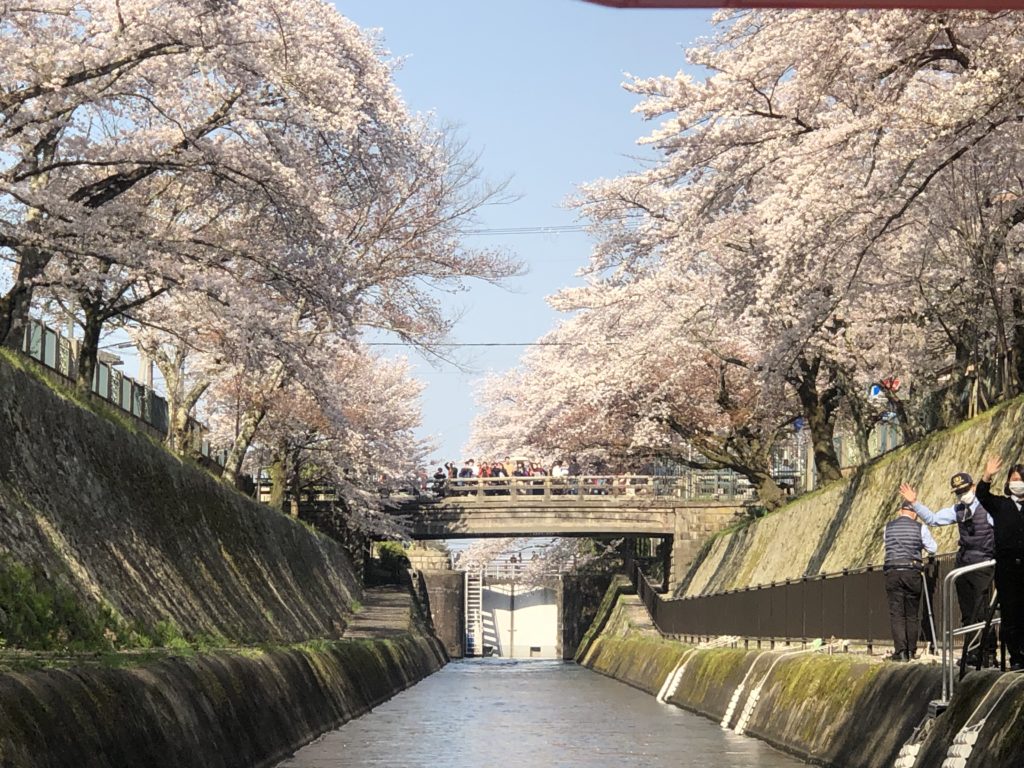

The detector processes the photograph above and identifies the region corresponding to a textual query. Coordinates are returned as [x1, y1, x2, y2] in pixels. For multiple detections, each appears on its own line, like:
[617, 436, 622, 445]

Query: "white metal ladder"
[465, 570, 483, 656]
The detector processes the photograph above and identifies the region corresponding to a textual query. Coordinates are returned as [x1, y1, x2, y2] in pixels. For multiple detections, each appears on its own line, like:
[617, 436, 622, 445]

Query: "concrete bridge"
[399, 475, 751, 588]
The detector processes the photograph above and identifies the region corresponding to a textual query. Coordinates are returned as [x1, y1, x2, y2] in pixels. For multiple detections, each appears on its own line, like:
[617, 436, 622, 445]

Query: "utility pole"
[507, 554, 519, 658]
[509, 575, 515, 659]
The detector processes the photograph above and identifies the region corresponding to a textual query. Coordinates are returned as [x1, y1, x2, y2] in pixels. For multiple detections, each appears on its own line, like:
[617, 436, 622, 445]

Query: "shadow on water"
[278, 659, 807, 768]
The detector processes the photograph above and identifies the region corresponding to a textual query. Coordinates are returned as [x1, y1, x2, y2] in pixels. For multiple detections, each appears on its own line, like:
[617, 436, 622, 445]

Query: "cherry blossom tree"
[210, 343, 427, 535]
[474, 11, 1024, 505]
[0, 0, 516, 396]
[473, 273, 796, 509]
[561, 10, 1024, 475]
[0, 1, 522, 524]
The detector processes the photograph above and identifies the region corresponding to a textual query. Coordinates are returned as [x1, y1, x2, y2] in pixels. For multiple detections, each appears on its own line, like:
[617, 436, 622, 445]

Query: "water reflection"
[278, 659, 806, 768]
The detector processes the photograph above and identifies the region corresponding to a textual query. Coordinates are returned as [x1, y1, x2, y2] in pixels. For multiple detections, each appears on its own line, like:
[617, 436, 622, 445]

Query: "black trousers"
[956, 565, 994, 625]
[995, 556, 1024, 664]
[885, 570, 923, 656]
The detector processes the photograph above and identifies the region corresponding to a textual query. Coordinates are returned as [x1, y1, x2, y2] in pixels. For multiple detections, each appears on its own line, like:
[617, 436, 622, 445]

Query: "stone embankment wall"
[0, 356, 451, 767]
[579, 590, 1024, 768]
[417, 570, 464, 658]
[559, 573, 613, 660]
[0, 356, 360, 643]
[0, 633, 446, 768]
[682, 397, 1024, 596]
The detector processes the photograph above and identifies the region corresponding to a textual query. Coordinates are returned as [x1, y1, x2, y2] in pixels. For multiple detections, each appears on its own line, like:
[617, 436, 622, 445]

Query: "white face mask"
[959, 491, 976, 506]
[1009, 480, 1024, 498]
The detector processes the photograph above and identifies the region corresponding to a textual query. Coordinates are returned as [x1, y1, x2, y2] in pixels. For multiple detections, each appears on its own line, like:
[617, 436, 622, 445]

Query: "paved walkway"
[342, 586, 413, 639]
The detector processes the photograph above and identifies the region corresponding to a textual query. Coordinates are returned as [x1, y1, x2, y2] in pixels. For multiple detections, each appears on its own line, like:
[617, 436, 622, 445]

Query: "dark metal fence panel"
[757, 589, 770, 643]
[735, 590, 760, 637]
[841, 570, 872, 640]
[636, 559, 946, 647]
[786, 580, 805, 640]
[803, 578, 825, 641]
[821, 576, 846, 639]
[767, 585, 788, 638]
[865, 569, 889, 645]
[150, 395, 169, 433]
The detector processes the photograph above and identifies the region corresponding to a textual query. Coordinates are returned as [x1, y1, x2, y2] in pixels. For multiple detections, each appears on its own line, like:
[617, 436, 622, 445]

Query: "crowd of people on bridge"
[884, 456, 1024, 670]
[429, 457, 592, 497]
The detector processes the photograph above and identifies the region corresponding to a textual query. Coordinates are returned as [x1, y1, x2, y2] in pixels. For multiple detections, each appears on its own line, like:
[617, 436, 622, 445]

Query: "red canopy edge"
[582, 0, 1024, 8]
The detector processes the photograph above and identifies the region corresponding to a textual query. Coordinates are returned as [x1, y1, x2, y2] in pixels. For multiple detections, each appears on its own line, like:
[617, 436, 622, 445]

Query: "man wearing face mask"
[900, 473, 995, 663]
[977, 457, 1024, 670]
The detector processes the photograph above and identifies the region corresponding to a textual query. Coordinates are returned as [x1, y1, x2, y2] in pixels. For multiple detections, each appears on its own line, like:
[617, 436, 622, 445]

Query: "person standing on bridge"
[432, 467, 447, 497]
[900, 472, 996, 664]
[883, 499, 938, 661]
[976, 457, 1024, 670]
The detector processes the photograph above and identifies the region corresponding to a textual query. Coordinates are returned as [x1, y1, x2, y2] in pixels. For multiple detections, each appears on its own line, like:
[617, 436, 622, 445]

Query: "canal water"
[278, 659, 806, 767]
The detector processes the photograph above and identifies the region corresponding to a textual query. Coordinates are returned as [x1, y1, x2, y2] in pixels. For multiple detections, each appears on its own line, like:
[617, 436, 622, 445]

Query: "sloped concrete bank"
[578, 591, 1024, 768]
[0, 354, 360, 645]
[0, 632, 446, 768]
[681, 396, 1024, 597]
[0, 354, 454, 767]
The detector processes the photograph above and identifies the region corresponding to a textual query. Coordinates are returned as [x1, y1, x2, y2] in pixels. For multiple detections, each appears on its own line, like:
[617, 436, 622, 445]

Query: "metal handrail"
[435, 474, 761, 503]
[18, 317, 223, 463]
[941, 559, 997, 704]
[672, 552, 957, 597]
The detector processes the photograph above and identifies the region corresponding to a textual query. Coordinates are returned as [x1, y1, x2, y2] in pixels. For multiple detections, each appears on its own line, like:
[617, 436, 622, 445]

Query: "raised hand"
[983, 456, 1003, 482]
[899, 483, 917, 504]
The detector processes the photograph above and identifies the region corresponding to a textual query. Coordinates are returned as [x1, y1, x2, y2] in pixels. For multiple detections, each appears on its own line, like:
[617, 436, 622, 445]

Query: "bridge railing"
[634, 553, 965, 653]
[433, 473, 760, 503]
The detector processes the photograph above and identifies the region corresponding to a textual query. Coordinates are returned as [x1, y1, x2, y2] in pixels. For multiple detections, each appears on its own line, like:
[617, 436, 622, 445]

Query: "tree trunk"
[74, 305, 104, 395]
[0, 246, 50, 349]
[1011, 287, 1024, 397]
[791, 358, 843, 484]
[221, 406, 267, 487]
[268, 455, 289, 513]
[749, 470, 786, 511]
[982, 242, 1016, 403]
[0, 126, 60, 348]
[885, 393, 920, 444]
[167, 381, 209, 458]
[220, 361, 288, 487]
[146, 340, 207, 457]
[688, 433, 786, 512]
[286, 447, 304, 517]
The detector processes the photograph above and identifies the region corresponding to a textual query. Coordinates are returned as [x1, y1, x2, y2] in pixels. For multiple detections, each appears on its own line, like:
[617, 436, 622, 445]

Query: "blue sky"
[336, 0, 713, 463]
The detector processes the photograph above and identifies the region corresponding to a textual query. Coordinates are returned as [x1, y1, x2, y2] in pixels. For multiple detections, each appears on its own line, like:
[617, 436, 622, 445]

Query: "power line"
[463, 225, 588, 236]
[366, 341, 580, 347]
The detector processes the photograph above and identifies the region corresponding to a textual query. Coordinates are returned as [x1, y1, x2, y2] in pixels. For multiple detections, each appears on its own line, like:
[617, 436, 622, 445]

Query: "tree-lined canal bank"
[277, 659, 804, 768]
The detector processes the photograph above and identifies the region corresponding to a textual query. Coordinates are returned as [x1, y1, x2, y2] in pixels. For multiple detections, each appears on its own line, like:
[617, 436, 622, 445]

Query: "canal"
[278, 659, 806, 767]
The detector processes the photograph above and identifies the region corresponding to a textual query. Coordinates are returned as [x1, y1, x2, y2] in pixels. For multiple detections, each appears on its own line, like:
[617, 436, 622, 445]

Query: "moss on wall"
[0, 357, 459, 768]
[583, 634, 687, 696]
[682, 396, 1024, 596]
[0, 632, 446, 768]
[668, 647, 754, 719]
[577, 590, 957, 768]
[0, 358, 361, 647]
[574, 574, 633, 664]
[578, 587, 687, 694]
[744, 654, 938, 768]
[911, 670, 1024, 768]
